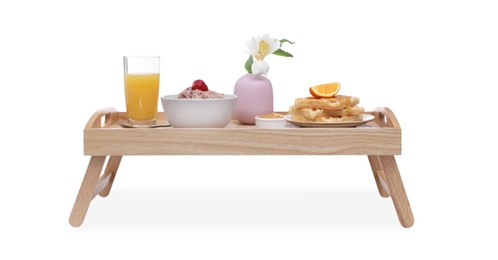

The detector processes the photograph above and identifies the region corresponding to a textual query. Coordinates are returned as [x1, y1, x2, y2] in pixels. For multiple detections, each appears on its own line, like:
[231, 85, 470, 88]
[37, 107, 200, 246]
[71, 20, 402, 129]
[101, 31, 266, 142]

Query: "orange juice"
[124, 73, 160, 121]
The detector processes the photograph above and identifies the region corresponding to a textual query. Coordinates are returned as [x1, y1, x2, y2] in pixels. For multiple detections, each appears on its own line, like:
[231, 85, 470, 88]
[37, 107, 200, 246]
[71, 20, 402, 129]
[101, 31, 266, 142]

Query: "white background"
[1, 0, 497, 259]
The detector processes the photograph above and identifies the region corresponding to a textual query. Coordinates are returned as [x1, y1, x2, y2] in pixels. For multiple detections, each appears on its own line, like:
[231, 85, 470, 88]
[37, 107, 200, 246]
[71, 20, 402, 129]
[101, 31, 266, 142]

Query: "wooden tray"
[84, 107, 401, 156]
[70, 107, 413, 228]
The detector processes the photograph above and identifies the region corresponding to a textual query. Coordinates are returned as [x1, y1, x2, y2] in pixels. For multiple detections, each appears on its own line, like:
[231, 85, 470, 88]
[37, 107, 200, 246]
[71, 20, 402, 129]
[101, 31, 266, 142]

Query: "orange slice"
[309, 82, 341, 98]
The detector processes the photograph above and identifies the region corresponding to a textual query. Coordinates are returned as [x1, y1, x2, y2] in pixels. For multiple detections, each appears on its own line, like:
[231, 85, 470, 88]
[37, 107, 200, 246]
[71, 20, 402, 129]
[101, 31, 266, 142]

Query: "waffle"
[292, 95, 360, 111]
[289, 105, 364, 120]
[288, 95, 364, 123]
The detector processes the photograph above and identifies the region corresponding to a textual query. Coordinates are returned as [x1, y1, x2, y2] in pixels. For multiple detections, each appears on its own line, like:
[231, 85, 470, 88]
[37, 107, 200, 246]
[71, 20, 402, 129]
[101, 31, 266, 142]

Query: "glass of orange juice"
[124, 56, 160, 126]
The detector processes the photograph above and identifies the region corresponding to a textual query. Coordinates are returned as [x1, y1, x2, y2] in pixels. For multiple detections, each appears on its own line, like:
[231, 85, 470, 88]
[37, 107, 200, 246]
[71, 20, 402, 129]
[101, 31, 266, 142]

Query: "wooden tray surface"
[83, 107, 401, 156]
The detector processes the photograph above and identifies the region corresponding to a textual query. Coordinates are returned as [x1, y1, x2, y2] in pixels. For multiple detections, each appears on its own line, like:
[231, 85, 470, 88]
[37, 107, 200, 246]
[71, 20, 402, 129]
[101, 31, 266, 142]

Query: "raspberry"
[192, 79, 209, 91]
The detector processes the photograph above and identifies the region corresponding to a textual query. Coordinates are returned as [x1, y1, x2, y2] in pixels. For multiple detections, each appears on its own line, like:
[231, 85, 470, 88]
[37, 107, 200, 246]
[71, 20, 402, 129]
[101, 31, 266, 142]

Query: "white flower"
[243, 34, 293, 75]
[246, 34, 281, 61]
[251, 60, 270, 75]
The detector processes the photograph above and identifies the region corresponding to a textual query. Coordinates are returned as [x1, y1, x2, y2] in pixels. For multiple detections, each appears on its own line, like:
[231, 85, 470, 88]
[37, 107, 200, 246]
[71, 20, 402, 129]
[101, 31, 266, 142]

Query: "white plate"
[286, 114, 375, 128]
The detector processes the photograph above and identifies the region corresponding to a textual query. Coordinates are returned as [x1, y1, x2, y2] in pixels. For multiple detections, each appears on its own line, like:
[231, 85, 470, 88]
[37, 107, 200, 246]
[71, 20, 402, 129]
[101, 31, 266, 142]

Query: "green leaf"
[279, 39, 295, 45]
[244, 55, 253, 73]
[273, 48, 293, 58]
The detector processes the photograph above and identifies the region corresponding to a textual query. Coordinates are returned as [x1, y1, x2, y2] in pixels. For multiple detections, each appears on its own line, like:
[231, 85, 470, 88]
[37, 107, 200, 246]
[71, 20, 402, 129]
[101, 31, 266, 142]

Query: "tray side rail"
[85, 107, 120, 130]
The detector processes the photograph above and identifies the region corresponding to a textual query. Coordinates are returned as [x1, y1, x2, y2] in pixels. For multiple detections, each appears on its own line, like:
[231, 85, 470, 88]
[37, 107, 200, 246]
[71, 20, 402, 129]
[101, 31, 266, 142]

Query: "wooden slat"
[97, 156, 122, 197]
[69, 156, 106, 227]
[379, 155, 414, 228]
[85, 126, 401, 155]
[94, 172, 112, 199]
[377, 171, 390, 196]
[368, 155, 390, 197]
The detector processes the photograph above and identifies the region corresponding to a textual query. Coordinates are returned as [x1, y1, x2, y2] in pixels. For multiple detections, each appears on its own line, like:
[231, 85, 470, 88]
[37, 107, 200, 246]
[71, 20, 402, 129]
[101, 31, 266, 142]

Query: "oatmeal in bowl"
[161, 80, 237, 128]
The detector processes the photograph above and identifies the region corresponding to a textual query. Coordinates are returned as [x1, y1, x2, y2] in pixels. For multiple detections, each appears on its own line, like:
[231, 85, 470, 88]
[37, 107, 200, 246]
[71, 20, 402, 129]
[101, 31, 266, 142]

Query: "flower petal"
[247, 34, 282, 60]
[246, 38, 259, 57]
[251, 60, 270, 75]
[268, 38, 281, 55]
[260, 34, 280, 55]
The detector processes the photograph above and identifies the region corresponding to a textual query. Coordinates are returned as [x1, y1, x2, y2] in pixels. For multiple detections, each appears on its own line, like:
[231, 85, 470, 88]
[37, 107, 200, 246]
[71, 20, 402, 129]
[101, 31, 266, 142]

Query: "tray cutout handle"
[374, 107, 400, 128]
[85, 107, 119, 129]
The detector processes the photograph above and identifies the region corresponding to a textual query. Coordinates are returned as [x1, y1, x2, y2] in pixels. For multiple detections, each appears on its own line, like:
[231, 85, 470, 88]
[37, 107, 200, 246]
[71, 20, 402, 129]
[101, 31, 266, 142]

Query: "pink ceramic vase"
[234, 73, 273, 125]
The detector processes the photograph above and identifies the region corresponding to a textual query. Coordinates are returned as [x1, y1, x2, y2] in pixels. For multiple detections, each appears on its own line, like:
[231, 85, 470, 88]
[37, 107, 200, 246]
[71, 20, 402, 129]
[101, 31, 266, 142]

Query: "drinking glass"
[123, 56, 160, 126]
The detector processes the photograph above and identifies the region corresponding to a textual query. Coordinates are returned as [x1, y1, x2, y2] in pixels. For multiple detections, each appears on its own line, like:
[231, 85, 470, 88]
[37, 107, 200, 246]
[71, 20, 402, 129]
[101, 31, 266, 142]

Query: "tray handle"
[373, 107, 400, 128]
[85, 107, 120, 129]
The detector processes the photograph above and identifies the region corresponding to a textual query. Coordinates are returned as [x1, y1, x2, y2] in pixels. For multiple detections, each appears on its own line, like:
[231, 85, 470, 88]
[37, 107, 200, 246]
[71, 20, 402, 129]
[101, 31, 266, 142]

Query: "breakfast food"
[289, 105, 364, 119]
[259, 112, 284, 119]
[192, 79, 209, 91]
[255, 112, 286, 128]
[290, 114, 363, 123]
[292, 96, 360, 111]
[309, 82, 341, 98]
[288, 84, 365, 123]
[178, 79, 224, 99]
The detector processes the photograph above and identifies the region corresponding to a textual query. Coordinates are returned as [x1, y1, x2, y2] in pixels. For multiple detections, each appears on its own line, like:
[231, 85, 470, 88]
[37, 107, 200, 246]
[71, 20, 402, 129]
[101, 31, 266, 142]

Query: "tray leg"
[379, 155, 414, 228]
[367, 155, 390, 198]
[98, 156, 122, 197]
[69, 156, 106, 227]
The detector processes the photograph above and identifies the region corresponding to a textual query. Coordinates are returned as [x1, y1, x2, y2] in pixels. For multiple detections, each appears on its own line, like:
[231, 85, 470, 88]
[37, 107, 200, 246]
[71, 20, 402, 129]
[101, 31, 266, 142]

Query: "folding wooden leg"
[69, 156, 106, 227]
[98, 156, 122, 197]
[367, 155, 390, 198]
[378, 155, 414, 228]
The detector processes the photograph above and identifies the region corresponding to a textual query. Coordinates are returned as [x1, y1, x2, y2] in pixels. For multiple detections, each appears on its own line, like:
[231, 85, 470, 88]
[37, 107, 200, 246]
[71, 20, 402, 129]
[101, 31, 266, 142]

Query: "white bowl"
[161, 94, 237, 128]
[255, 114, 287, 128]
